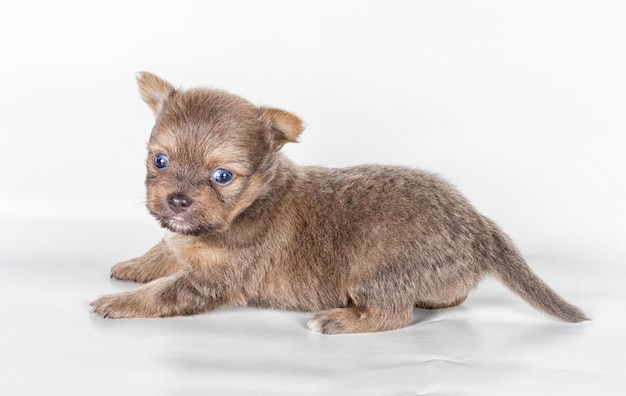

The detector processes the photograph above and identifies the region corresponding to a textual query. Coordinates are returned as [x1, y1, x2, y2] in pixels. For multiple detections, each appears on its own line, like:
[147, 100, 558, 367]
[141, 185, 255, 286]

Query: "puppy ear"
[257, 107, 305, 149]
[135, 71, 175, 117]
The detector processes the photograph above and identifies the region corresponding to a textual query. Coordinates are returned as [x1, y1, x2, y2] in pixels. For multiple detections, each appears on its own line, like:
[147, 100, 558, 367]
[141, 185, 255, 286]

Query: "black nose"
[167, 193, 193, 213]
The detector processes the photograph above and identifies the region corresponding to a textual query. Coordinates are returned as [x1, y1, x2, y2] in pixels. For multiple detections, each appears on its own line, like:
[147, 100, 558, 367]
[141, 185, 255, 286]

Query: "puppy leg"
[415, 294, 468, 310]
[111, 239, 183, 283]
[91, 270, 224, 318]
[308, 305, 414, 334]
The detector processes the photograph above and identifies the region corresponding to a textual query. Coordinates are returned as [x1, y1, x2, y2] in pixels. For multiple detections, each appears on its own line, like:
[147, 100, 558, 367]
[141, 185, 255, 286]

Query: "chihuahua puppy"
[91, 72, 587, 334]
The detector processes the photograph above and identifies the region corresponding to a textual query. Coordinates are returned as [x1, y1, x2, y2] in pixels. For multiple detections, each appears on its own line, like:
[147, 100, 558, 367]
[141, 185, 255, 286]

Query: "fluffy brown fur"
[90, 72, 588, 334]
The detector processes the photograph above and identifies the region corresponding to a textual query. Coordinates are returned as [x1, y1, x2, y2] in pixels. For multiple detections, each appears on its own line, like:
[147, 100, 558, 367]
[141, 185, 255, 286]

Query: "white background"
[1, 1, 625, 395]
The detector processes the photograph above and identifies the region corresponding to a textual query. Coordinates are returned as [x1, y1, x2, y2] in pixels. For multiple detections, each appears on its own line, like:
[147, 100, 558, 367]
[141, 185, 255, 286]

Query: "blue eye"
[154, 153, 169, 169]
[211, 168, 234, 186]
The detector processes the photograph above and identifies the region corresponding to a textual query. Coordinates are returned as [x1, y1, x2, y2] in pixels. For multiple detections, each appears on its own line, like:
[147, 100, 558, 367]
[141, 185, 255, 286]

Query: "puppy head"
[135, 72, 304, 235]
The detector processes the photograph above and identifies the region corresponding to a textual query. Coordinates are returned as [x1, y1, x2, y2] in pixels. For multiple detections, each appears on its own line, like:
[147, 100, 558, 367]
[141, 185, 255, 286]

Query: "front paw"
[90, 291, 153, 318]
[111, 259, 156, 283]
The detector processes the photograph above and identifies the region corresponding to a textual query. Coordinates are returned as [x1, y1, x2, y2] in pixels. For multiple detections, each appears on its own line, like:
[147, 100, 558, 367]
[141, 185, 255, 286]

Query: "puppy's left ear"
[257, 107, 305, 150]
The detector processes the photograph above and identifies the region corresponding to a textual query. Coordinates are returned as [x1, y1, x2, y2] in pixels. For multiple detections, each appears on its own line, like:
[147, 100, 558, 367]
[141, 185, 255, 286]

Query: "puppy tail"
[483, 220, 589, 323]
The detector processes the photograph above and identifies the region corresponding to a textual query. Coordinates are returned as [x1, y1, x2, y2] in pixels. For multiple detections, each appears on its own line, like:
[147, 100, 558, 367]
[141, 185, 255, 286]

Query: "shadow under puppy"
[91, 72, 588, 334]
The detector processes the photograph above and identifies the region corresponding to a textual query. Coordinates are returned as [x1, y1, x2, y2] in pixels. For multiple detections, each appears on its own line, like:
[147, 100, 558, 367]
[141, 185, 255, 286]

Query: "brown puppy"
[90, 72, 587, 334]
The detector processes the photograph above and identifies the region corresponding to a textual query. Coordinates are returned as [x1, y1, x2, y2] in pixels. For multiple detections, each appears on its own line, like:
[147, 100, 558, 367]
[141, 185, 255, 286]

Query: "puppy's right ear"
[135, 72, 175, 117]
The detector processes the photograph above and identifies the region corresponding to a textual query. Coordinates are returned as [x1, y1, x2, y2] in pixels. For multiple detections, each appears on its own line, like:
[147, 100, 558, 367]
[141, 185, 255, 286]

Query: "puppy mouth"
[158, 213, 220, 236]
[146, 203, 223, 235]
[147, 205, 197, 234]
[166, 215, 195, 233]
[160, 218, 203, 236]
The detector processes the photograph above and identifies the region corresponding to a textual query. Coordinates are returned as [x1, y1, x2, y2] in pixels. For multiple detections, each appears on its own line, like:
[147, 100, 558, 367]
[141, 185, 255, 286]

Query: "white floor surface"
[1, 215, 624, 396]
